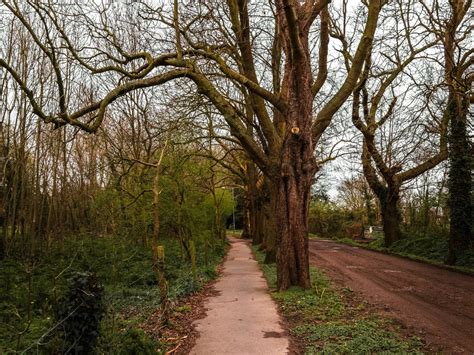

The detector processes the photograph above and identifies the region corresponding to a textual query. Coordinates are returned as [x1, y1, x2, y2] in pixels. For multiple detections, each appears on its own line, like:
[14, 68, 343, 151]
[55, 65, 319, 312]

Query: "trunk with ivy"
[447, 94, 473, 264]
[443, 0, 473, 264]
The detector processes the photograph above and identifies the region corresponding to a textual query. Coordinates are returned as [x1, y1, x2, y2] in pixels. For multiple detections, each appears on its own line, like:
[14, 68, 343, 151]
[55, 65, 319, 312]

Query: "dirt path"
[190, 238, 289, 355]
[309, 239, 474, 353]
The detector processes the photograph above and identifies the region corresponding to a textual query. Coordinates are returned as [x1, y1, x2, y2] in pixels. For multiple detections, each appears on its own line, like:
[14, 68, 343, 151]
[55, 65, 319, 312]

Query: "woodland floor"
[309, 239, 474, 353]
[189, 237, 289, 354]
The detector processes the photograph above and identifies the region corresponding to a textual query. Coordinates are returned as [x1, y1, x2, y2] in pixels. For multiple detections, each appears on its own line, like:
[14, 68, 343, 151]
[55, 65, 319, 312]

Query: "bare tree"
[0, 0, 386, 289]
[348, 0, 450, 246]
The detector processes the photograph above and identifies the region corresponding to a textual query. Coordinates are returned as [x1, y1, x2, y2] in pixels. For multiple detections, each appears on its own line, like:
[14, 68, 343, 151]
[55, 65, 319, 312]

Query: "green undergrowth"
[0, 234, 226, 354]
[253, 248, 426, 354]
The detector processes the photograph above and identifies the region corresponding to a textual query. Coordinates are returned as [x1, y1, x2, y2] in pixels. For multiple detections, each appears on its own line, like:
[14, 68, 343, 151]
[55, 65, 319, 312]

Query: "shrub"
[308, 201, 364, 238]
[56, 271, 105, 354]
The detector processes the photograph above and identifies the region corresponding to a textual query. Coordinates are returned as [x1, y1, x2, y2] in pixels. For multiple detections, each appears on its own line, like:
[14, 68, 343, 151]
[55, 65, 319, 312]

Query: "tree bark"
[274, 98, 316, 290]
[268, 7, 318, 289]
[447, 94, 473, 264]
[262, 179, 277, 263]
[361, 139, 403, 248]
[274, 168, 313, 289]
[379, 186, 402, 247]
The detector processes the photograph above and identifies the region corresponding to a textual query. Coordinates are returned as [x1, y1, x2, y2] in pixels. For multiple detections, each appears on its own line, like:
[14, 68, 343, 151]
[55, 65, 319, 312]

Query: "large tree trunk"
[361, 140, 403, 248]
[273, 28, 316, 290]
[447, 94, 473, 264]
[274, 89, 315, 289]
[379, 186, 401, 248]
[261, 179, 277, 263]
[274, 168, 313, 290]
[442, 0, 473, 264]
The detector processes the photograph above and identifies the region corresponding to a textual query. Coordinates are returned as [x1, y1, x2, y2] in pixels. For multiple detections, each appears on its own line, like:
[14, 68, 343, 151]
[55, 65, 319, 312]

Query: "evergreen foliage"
[56, 272, 104, 354]
[447, 98, 473, 264]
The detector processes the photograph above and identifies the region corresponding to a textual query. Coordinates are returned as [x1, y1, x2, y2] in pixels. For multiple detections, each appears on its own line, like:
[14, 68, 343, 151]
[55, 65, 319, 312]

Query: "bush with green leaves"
[308, 200, 365, 238]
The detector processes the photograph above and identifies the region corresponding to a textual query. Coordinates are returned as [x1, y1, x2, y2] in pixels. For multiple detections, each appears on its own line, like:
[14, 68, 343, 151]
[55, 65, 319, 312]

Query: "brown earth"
[141, 266, 221, 354]
[140, 250, 228, 354]
[309, 239, 474, 353]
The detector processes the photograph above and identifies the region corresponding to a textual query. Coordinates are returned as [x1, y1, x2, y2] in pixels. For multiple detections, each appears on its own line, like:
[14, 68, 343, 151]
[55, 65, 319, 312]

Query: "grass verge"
[253, 247, 428, 354]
